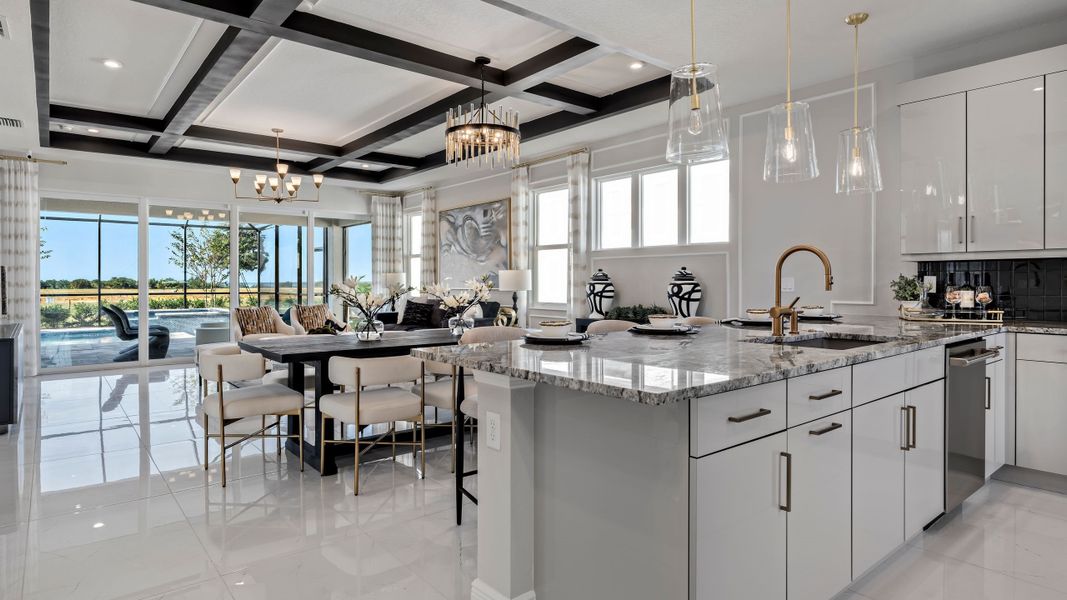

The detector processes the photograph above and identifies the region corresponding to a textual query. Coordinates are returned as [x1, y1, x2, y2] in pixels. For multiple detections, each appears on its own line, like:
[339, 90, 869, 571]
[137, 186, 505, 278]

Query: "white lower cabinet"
[787, 415, 852, 600]
[904, 380, 946, 539]
[852, 394, 906, 578]
[690, 433, 786, 600]
[985, 359, 1006, 478]
[1017, 360, 1067, 476]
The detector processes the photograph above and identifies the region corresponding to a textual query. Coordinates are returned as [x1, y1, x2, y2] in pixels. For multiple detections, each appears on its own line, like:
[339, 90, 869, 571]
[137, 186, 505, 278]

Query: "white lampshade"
[383, 272, 406, 287]
[497, 269, 532, 291]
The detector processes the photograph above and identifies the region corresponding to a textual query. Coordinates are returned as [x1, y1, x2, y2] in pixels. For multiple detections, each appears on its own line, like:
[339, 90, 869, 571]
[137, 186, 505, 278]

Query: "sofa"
[384, 298, 501, 332]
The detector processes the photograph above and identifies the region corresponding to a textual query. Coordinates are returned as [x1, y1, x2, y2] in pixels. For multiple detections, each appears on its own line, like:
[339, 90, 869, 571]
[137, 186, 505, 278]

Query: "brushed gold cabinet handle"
[728, 408, 772, 423]
[907, 405, 917, 449]
[779, 451, 792, 512]
[809, 389, 843, 401]
[809, 422, 843, 436]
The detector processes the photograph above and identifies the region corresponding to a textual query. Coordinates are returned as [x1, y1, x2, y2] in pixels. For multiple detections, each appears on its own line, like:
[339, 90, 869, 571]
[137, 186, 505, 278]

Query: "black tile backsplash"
[917, 258, 1067, 322]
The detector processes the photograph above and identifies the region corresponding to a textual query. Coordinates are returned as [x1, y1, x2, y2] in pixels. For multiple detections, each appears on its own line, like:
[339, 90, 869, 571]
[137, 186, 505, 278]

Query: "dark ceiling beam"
[29, 0, 50, 147]
[378, 75, 670, 183]
[50, 105, 164, 136]
[147, 0, 304, 154]
[50, 132, 381, 183]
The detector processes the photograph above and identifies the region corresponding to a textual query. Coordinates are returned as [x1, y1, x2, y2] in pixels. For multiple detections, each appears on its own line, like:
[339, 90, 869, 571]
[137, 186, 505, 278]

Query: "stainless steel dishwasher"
[945, 339, 1001, 512]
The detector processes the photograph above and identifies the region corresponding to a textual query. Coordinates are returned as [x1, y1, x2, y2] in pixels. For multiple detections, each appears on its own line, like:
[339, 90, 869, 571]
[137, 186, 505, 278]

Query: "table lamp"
[497, 269, 532, 313]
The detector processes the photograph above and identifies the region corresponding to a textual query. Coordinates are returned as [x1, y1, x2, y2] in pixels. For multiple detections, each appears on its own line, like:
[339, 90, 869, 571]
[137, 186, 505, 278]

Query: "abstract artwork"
[438, 198, 510, 286]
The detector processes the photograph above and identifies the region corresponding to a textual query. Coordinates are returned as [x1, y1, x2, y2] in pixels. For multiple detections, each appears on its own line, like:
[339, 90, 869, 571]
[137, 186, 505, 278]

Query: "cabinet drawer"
[853, 353, 908, 405]
[908, 346, 945, 386]
[691, 380, 787, 457]
[787, 367, 852, 427]
[1017, 333, 1067, 363]
[985, 333, 1006, 351]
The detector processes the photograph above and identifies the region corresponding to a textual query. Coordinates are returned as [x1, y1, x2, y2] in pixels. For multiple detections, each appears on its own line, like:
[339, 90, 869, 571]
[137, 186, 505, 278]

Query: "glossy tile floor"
[3, 366, 1067, 599]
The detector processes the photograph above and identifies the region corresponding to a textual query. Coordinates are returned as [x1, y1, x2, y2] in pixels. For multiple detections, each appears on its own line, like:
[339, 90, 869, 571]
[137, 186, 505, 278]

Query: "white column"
[229, 205, 240, 320]
[306, 211, 315, 303]
[471, 371, 537, 600]
[137, 198, 149, 362]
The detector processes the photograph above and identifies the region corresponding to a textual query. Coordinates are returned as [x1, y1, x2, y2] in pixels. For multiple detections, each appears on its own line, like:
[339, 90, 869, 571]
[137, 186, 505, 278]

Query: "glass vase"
[448, 315, 475, 336]
[353, 317, 384, 341]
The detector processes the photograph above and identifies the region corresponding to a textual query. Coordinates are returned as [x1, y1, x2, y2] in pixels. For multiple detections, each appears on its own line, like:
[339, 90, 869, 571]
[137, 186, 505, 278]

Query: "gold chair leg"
[203, 415, 209, 470]
[298, 411, 304, 472]
[319, 412, 326, 473]
[420, 419, 426, 479]
[391, 422, 396, 462]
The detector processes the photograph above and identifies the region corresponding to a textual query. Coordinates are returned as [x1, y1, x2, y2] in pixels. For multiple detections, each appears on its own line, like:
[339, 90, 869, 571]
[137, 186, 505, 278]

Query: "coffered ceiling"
[9, 0, 1067, 189]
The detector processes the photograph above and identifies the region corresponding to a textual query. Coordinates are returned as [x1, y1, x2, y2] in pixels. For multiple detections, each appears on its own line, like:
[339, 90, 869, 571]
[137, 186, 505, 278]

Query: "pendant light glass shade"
[763, 101, 819, 182]
[666, 63, 729, 164]
[836, 126, 882, 194]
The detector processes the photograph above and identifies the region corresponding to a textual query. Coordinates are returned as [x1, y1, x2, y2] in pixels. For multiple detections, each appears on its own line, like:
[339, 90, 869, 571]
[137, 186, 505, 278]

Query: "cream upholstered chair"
[199, 353, 305, 486]
[320, 355, 427, 495]
[683, 316, 719, 326]
[230, 306, 295, 342]
[195, 342, 242, 394]
[587, 319, 638, 334]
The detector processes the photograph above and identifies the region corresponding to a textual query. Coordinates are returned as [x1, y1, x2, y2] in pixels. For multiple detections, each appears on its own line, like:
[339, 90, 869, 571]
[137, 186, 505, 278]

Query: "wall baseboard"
[471, 579, 536, 600]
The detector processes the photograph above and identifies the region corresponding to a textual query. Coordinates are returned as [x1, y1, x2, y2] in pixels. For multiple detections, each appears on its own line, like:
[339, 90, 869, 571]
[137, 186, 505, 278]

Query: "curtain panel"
[510, 167, 531, 270]
[566, 153, 591, 319]
[370, 195, 403, 294]
[419, 189, 437, 287]
[0, 160, 41, 375]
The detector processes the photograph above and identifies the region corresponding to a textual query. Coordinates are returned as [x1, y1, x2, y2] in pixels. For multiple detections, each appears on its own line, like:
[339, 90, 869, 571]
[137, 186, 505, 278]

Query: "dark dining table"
[239, 328, 461, 475]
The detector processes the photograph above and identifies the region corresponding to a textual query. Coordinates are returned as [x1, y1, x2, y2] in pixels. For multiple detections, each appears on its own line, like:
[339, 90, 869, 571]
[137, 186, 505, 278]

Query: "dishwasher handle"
[949, 347, 1001, 367]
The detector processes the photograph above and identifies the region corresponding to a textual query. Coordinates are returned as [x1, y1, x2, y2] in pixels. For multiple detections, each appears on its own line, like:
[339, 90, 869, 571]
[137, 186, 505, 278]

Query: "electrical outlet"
[486, 411, 501, 451]
[781, 277, 795, 293]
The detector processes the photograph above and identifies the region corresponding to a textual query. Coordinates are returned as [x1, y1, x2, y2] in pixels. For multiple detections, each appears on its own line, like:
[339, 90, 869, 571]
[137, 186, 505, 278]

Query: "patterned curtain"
[370, 195, 403, 294]
[419, 189, 437, 287]
[0, 160, 41, 375]
[510, 167, 531, 270]
[566, 152, 591, 319]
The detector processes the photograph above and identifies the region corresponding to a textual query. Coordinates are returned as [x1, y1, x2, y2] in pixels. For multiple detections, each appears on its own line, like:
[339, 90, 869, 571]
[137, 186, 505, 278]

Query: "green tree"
[169, 226, 266, 307]
[70, 302, 101, 327]
[103, 276, 138, 289]
[70, 278, 94, 289]
[40, 225, 52, 261]
[40, 304, 70, 328]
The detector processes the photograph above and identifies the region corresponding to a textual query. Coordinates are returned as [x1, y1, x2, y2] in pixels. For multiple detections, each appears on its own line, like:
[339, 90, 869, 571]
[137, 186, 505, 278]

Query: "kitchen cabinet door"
[690, 432, 787, 600]
[967, 77, 1045, 251]
[1017, 360, 1067, 476]
[787, 416, 852, 600]
[852, 394, 905, 579]
[1046, 72, 1067, 248]
[900, 94, 967, 254]
[985, 359, 1006, 478]
[904, 380, 945, 539]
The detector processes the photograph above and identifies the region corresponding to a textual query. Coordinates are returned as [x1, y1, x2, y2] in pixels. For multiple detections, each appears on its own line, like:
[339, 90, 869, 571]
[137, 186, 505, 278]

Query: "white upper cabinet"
[966, 77, 1045, 251]
[1047, 72, 1067, 248]
[901, 94, 967, 254]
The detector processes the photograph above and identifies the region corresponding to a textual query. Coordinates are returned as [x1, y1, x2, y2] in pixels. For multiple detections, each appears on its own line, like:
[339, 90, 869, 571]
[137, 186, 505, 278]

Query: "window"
[534, 188, 569, 305]
[688, 160, 730, 243]
[595, 160, 730, 249]
[406, 213, 423, 294]
[343, 222, 372, 283]
[598, 176, 632, 249]
[640, 169, 679, 246]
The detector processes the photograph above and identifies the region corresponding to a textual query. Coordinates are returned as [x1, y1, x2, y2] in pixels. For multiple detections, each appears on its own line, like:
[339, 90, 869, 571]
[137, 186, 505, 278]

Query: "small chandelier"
[835, 12, 882, 195]
[763, 0, 819, 183]
[445, 56, 520, 168]
[666, 0, 728, 164]
[228, 128, 324, 203]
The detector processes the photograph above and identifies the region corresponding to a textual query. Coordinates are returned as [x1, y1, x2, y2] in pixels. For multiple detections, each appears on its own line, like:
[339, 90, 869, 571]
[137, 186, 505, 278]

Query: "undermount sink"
[745, 334, 898, 351]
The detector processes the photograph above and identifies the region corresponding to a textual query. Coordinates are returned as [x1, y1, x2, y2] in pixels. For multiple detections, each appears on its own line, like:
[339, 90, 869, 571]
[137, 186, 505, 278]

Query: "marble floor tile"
[30, 446, 171, 520]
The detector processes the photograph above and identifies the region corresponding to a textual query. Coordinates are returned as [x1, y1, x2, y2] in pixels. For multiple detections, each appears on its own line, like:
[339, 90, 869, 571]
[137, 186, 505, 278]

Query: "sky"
[40, 213, 373, 286]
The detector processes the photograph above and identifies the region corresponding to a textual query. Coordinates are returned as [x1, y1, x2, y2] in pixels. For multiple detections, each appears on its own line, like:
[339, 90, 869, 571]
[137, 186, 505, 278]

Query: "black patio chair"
[101, 305, 170, 361]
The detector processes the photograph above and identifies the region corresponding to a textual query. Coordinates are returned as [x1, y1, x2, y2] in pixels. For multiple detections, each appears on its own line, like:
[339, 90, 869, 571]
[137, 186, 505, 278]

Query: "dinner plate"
[722, 318, 773, 327]
[629, 324, 697, 336]
[798, 313, 842, 321]
[523, 332, 589, 345]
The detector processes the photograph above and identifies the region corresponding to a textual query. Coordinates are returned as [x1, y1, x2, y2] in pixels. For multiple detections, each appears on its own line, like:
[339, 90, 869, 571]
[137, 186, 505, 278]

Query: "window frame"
[531, 184, 570, 309]
[404, 209, 423, 295]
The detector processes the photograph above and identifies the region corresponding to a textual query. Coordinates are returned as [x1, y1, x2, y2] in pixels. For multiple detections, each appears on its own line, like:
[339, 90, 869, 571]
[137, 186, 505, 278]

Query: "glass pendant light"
[666, 0, 728, 164]
[763, 0, 818, 183]
[836, 12, 882, 194]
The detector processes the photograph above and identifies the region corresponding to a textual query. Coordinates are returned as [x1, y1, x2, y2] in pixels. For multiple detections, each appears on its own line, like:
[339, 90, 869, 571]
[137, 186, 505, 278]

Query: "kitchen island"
[411, 317, 1062, 600]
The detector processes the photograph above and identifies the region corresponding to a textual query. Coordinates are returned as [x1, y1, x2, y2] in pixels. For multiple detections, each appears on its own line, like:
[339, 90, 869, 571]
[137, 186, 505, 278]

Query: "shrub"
[40, 305, 71, 328]
[70, 302, 101, 327]
[604, 304, 673, 324]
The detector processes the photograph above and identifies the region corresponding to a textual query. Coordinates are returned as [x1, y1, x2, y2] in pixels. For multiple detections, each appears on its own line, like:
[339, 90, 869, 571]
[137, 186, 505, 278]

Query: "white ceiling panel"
[549, 53, 667, 96]
[0, 0, 39, 152]
[50, 0, 226, 118]
[200, 41, 465, 146]
[177, 139, 314, 163]
[378, 96, 559, 157]
[301, 0, 571, 69]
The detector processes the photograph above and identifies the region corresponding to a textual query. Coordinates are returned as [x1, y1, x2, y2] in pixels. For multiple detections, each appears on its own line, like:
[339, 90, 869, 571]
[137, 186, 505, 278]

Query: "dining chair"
[320, 355, 427, 495]
[683, 316, 719, 326]
[586, 319, 638, 334]
[199, 353, 306, 487]
[452, 326, 527, 524]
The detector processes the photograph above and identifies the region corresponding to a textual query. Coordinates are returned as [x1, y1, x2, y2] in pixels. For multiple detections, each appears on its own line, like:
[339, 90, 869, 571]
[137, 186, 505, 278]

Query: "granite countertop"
[410, 316, 1067, 406]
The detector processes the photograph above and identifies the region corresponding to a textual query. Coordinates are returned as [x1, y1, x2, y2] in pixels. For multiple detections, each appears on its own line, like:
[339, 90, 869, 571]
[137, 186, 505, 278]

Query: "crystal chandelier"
[228, 128, 324, 203]
[764, 0, 819, 183]
[445, 57, 520, 168]
[835, 12, 882, 195]
[666, 0, 728, 164]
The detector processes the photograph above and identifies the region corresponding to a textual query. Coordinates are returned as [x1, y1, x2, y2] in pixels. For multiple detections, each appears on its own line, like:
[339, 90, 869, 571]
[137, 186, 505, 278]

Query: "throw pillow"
[401, 301, 435, 327]
[294, 304, 332, 331]
[234, 306, 277, 335]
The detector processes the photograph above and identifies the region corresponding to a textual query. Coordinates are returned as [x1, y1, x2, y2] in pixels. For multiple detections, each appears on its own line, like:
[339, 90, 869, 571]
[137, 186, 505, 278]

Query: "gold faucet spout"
[771, 245, 834, 336]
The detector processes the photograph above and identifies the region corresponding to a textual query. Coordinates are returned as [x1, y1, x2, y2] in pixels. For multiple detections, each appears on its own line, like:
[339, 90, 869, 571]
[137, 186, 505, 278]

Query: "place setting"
[523, 320, 590, 346]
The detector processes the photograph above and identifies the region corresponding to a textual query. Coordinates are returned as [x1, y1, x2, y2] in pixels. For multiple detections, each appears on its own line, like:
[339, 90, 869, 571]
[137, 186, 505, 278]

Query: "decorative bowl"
[647, 314, 682, 329]
[539, 320, 573, 338]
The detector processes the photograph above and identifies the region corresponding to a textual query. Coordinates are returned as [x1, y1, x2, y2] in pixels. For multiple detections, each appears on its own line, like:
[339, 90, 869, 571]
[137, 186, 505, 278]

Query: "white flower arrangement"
[329, 276, 410, 323]
[422, 274, 494, 317]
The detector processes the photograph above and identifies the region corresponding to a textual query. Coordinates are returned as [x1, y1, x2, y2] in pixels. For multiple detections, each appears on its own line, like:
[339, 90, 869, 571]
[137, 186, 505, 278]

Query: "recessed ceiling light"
[1034, 86, 1045, 92]
[361, 163, 370, 168]
[87, 128, 100, 133]
[92, 522, 104, 529]
[58, 124, 73, 131]
[102, 58, 124, 69]
[629, 61, 644, 70]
